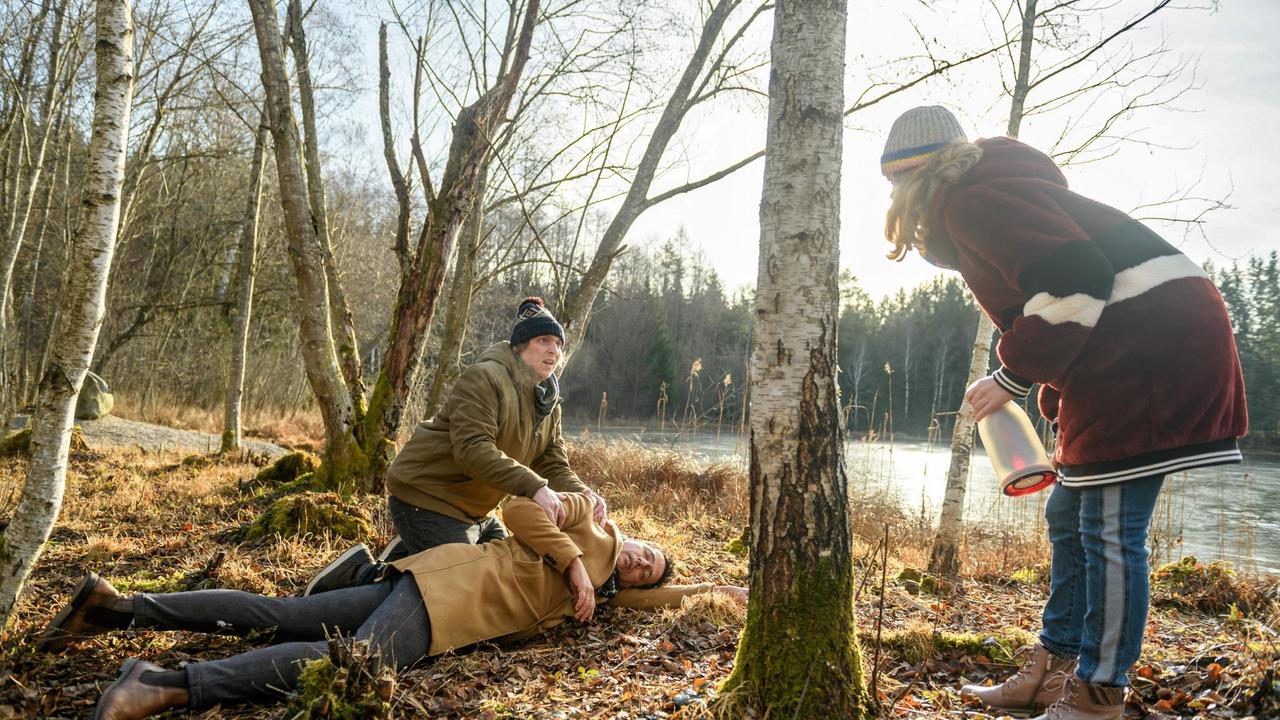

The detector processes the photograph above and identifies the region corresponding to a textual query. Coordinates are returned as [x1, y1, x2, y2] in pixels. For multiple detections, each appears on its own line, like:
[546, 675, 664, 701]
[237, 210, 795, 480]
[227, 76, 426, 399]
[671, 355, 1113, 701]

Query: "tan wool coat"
[385, 341, 587, 523]
[390, 494, 712, 656]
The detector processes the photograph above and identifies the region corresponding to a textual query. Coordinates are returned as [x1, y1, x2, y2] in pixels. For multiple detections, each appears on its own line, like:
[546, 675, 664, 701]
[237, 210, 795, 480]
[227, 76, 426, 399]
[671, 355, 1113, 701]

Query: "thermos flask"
[977, 402, 1058, 497]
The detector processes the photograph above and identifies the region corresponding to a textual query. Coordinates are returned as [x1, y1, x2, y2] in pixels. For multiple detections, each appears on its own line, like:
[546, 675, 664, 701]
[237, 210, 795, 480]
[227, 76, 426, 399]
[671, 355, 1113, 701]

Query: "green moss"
[1, 426, 89, 458]
[725, 537, 748, 556]
[245, 491, 371, 542]
[113, 570, 189, 594]
[288, 638, 394, 720]
[1012, 564, 1050, 585]
[0, 429, 31, 457]
[717, 557, 873, 719]
[250, 451, 321, 488]
[181, 454, 212, 470]
[880, 626, 1035, 664]
[897, 567, 923, 583]
[1151, 556, 1263, 615]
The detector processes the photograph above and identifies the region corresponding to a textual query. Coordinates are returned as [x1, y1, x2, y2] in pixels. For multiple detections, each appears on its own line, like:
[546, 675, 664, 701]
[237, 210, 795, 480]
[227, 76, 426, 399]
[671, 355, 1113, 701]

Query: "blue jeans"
[1039, 474, 1164, 687]
[134, 574, 430, 710]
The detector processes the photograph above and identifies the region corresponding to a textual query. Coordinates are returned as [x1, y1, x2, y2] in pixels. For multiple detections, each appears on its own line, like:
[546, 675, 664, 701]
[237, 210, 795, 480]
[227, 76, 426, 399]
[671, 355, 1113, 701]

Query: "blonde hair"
[884, 140, 984, 261]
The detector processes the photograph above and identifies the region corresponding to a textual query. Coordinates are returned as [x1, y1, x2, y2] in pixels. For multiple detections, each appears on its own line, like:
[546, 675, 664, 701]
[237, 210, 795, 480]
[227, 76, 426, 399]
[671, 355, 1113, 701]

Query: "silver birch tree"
[0, 0, 134, 630]
[221, 119, 269, 453]
[717, 0, 871, 715]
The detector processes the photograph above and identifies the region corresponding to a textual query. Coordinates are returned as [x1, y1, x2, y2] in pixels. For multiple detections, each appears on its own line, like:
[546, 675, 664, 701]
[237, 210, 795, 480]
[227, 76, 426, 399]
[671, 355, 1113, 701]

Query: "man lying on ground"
[38, 494, 746, 720]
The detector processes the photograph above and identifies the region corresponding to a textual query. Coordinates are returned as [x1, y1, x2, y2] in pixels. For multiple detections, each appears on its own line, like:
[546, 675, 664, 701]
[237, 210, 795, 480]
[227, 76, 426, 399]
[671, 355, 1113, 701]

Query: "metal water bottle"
[977, 402, 1058, 497]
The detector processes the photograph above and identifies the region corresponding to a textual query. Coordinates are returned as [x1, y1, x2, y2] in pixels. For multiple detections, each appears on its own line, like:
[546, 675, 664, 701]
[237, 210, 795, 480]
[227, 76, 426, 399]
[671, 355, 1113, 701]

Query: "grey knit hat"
[880, 105, 968, 180]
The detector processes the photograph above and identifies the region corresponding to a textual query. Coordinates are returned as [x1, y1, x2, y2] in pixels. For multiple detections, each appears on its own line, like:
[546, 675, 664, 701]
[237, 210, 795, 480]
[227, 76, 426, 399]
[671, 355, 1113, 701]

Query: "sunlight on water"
[571, 425, 1280, 575]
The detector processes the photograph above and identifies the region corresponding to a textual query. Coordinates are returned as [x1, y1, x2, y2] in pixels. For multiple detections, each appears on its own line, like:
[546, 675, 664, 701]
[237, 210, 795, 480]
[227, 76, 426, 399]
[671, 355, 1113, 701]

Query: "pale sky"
[343, 1, 1280, 300]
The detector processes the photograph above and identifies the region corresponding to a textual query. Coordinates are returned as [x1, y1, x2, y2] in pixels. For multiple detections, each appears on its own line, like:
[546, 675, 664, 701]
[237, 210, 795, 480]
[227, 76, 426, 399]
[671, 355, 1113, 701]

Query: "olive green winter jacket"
[385, 341, 587, 523]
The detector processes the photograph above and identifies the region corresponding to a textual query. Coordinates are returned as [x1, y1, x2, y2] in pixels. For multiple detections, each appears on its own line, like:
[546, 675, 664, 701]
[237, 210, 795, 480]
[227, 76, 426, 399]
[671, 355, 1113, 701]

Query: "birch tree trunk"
[0, 0, 133, 631]
[247, 0, 359, 487]
[221, 119, 268, 453]
[929, 0, 1036, 577]
[717, 1, 871, 715]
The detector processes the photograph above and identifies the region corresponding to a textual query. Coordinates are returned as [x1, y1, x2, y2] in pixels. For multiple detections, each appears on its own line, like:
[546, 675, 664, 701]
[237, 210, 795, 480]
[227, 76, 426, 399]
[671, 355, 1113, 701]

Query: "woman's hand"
[565, 557, 596, 622]
[965, 376, 1015, 421]
[533, 486, 567, 527]
[714, 585, 748, 605]
[583, 487, 608, 527]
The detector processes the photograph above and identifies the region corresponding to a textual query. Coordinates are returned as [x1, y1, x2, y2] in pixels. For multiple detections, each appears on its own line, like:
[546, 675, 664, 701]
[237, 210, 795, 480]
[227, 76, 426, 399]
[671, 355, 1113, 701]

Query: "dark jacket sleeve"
[532, 407, 588, 494]
[943, 181, 1115, 388]
[449, 366, 547, 498]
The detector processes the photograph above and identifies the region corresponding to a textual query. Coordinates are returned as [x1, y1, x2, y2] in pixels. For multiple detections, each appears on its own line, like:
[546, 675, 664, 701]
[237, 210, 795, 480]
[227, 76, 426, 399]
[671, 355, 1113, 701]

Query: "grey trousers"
[384, 494, 508, 561]
[133, 574, 430, 710]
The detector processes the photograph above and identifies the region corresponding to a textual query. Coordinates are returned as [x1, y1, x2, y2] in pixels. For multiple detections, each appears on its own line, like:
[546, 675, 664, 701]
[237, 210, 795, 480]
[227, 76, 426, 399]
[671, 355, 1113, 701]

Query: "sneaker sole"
[37, 572, 100, 653]
[303, 544, 369, 597]
[376, 536, 402, 562]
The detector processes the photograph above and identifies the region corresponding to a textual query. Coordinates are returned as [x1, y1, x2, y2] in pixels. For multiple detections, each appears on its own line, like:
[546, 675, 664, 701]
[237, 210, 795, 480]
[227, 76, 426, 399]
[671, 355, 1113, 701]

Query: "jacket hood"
[479, 341, 535, 390]
[921, 137, 1069, 270]
[962, 136, 1068, 189]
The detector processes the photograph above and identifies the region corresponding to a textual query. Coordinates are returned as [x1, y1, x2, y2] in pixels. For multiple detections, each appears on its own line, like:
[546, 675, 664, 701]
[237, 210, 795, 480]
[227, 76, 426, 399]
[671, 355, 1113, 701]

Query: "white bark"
[930, 0, 1036, 575]
[749, 0, 846, 618]
[221, 119, 268, 453]
[0, 0, 133, 630]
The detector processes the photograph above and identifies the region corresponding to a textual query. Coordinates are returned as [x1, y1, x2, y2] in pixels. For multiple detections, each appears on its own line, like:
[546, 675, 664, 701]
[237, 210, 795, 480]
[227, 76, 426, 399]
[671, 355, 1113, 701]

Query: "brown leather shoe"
[37, 572, 129, 653]
[93, 658, 189, 720]
[960, 643, 1076, 715]
[1030, 676, 1125, 720]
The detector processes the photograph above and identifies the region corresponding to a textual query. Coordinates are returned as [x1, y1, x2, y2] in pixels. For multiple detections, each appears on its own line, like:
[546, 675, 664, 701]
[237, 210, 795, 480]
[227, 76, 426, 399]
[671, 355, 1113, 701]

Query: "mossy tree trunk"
[717, 1, 872, 717]
[248, 0, 363, 491]
[362, 1, 539, 483]
[0, 0, 134, 631]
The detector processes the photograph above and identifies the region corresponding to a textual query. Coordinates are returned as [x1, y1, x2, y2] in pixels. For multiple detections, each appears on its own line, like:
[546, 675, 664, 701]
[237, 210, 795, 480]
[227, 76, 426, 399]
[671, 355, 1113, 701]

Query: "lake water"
[569, 425, 1280, 575]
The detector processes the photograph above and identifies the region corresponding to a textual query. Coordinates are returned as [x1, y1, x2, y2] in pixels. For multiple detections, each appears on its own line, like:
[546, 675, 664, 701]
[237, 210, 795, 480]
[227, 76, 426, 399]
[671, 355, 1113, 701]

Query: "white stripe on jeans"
[1093, 485, 1125, 683]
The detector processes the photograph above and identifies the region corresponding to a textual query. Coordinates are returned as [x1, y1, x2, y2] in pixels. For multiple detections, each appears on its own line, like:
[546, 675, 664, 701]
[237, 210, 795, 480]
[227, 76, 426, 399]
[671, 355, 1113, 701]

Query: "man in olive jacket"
[306, 298, 608, 595]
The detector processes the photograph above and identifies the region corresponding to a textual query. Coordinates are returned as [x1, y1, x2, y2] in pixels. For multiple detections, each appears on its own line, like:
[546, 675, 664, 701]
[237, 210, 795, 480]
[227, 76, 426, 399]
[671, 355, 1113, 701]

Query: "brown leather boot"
[93, 658, 190, 720]
[960, 644, 1076, 715]
[37, 572, 131, 653]
[1030, 676, 1125, 720]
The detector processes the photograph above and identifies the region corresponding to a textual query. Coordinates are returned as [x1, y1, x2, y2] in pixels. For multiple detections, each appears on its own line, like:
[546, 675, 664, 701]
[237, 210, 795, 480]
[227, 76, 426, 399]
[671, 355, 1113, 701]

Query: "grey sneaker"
[376, 535, 404, 562]
[304, 544, 374, 597]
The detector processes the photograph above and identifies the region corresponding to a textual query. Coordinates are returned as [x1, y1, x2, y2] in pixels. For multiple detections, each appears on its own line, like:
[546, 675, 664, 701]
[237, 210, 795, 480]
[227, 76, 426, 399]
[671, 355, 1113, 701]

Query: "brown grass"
[0, 439, 1271, 718]
[111, 392, 326, 449]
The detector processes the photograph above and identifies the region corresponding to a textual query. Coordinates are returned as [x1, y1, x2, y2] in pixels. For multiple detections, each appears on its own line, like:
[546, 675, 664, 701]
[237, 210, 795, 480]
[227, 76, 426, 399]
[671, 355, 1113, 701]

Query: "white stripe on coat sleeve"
[1023, 292, 1106, 328]
[1109, 254, 1208, 305]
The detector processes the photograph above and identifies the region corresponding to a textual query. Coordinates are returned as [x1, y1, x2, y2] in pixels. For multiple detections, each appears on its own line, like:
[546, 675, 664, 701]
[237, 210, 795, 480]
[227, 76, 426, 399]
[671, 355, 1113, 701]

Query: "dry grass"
[111, 393, 326, 450]
[0, 440, 1272, 718]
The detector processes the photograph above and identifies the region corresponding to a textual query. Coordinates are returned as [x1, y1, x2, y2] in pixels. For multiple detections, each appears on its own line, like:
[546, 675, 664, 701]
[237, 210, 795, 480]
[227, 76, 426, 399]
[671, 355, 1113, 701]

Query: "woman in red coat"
[880, 105, 1247, 720]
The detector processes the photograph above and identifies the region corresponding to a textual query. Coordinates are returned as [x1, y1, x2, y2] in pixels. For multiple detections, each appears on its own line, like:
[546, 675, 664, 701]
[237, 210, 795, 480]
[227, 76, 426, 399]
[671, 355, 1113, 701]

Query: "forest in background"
[6, 0, 1274, 456]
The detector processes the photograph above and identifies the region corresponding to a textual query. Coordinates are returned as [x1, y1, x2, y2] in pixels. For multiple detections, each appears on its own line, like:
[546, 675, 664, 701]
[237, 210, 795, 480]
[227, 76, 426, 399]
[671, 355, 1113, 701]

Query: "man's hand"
[533, 486, 566, 527]
[582, 487, 608, 527]
[565, 557, 596, 622]
[714, 585, 748, 605]
[965, 376, 1015, 421]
